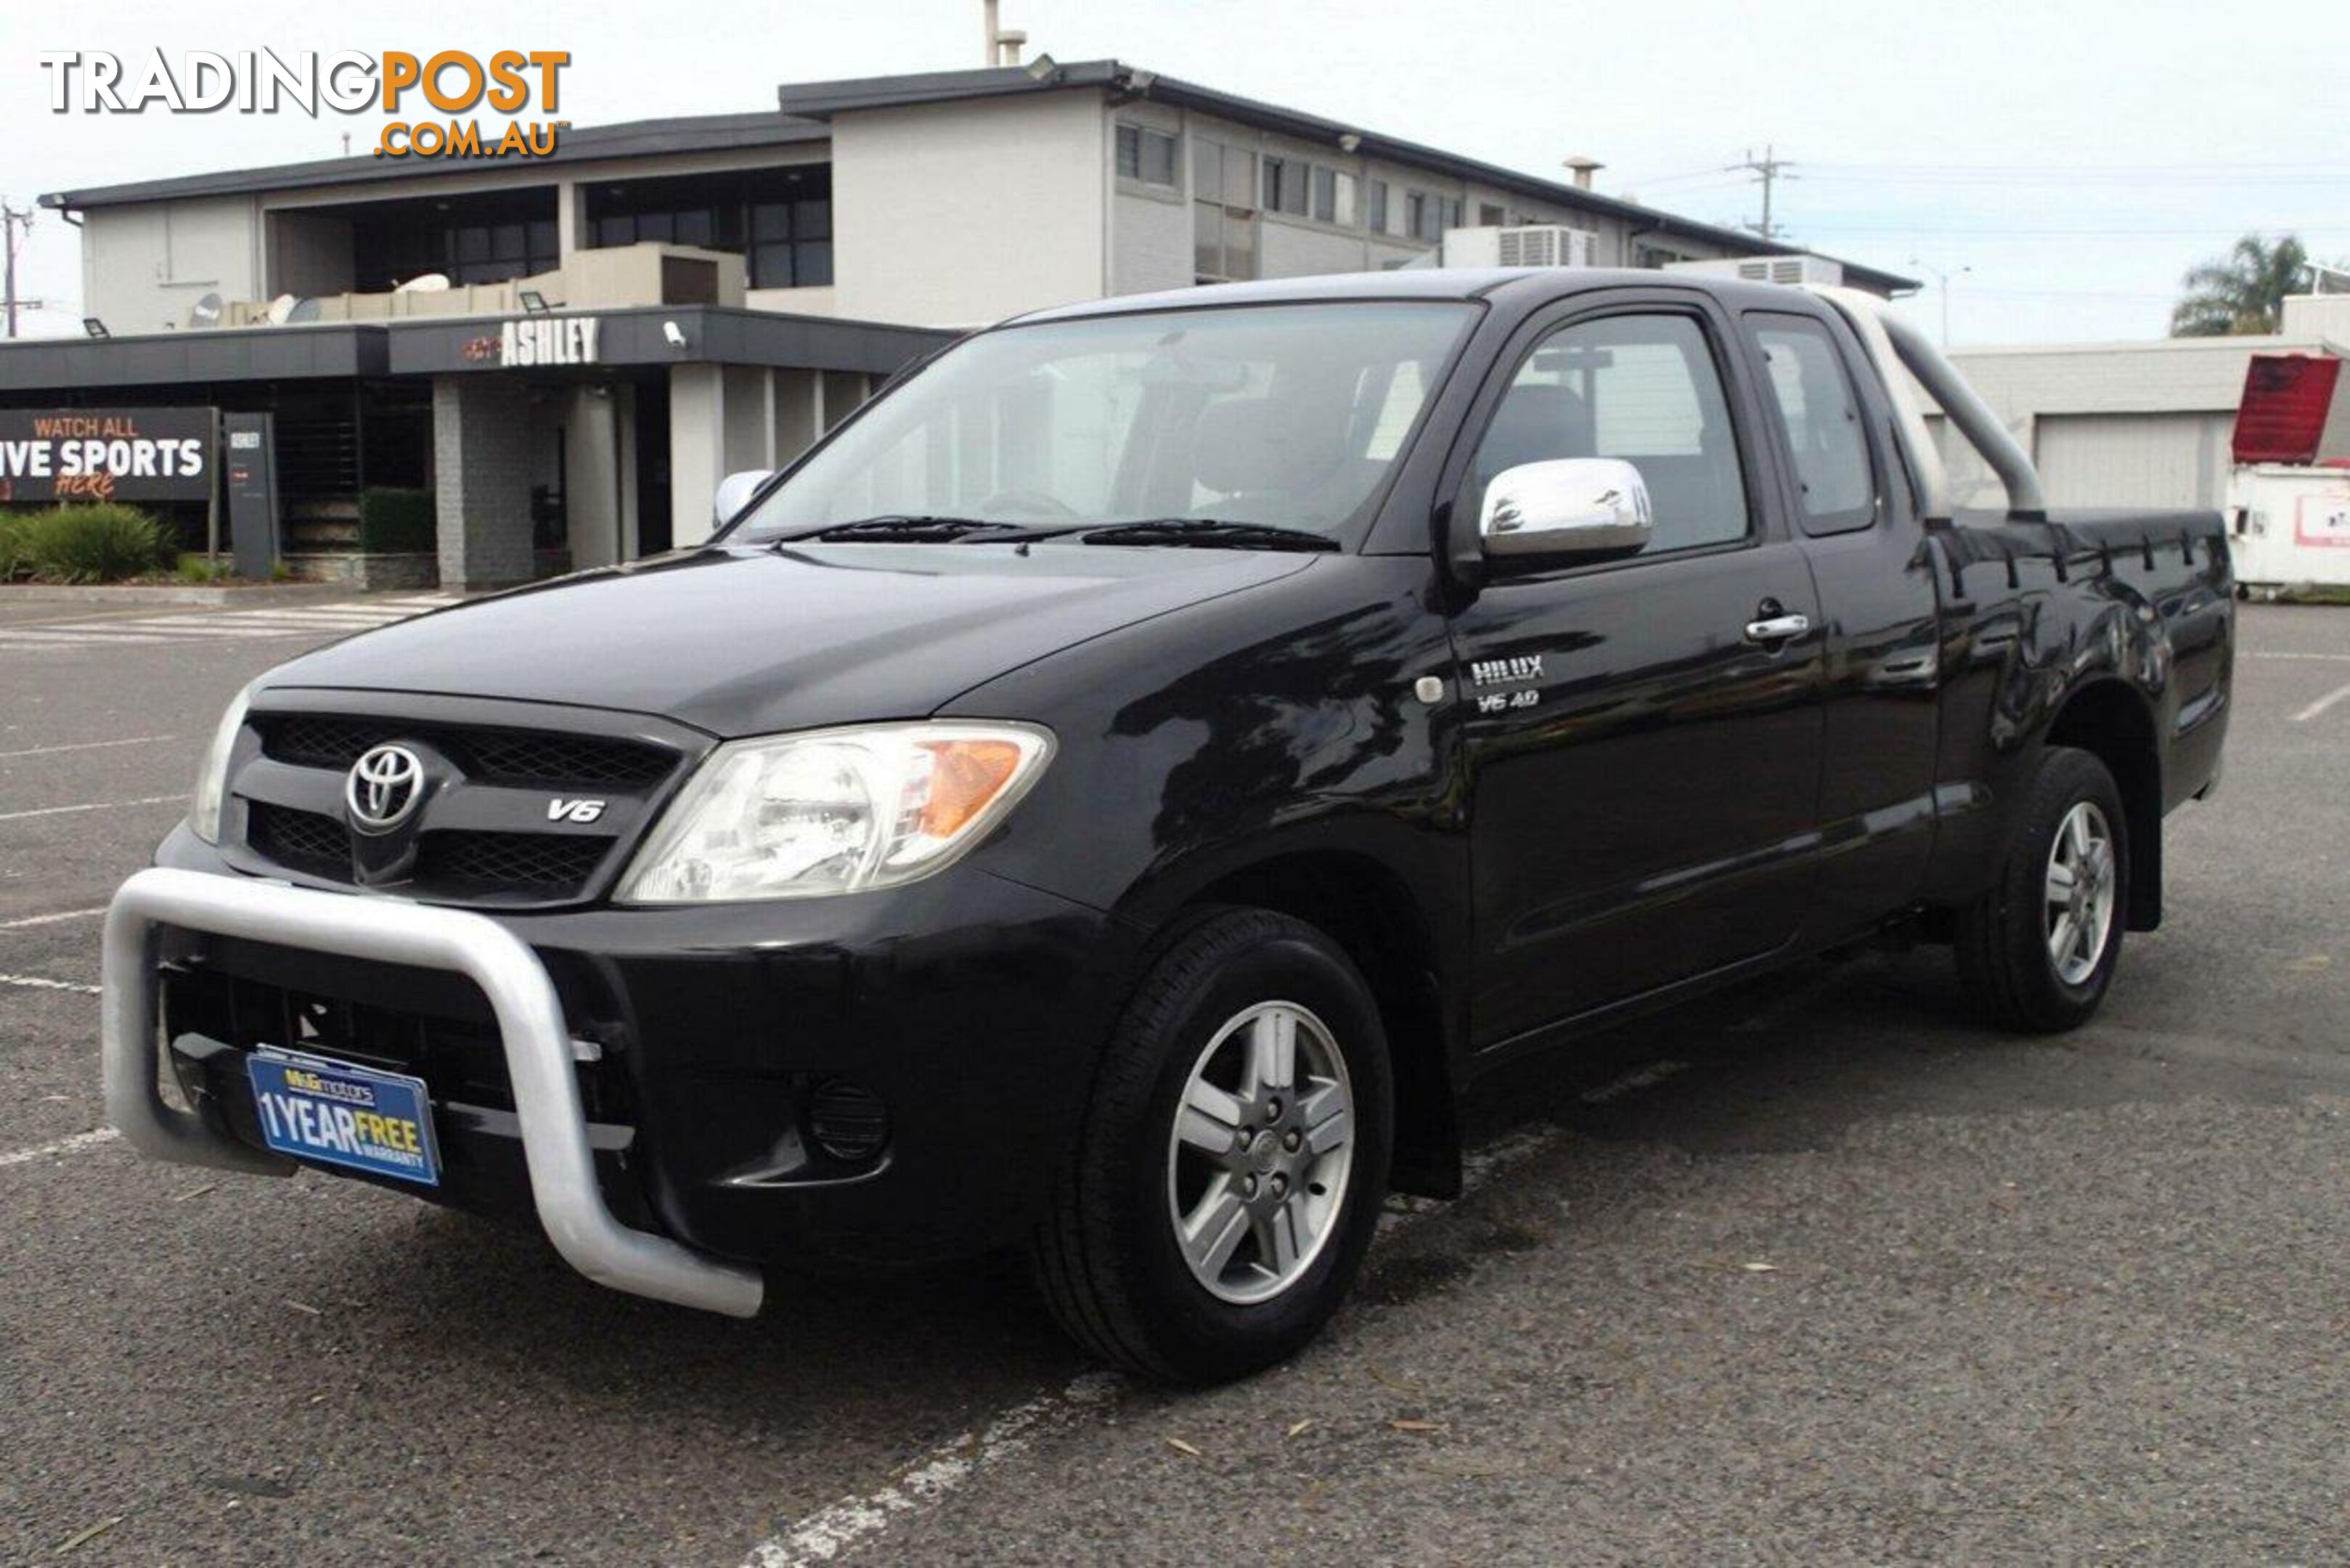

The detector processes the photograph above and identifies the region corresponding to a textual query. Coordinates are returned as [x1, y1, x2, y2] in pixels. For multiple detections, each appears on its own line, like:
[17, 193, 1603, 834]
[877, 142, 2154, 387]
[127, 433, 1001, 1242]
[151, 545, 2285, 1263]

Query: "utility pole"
[2, 202, 42, 340]
[1726, 146, 1795, 242]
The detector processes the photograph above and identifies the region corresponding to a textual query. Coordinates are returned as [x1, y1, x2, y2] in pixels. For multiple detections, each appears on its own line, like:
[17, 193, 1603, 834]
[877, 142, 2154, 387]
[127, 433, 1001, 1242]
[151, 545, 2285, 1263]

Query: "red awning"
[2232, 354, 2343, 465]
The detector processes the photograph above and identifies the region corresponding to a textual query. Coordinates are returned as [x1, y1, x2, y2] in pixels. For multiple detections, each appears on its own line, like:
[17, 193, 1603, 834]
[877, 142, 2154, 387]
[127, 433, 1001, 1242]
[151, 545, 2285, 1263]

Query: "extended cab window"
[1750, 314, 1877, 534]
[1467, 313, 1750, 555]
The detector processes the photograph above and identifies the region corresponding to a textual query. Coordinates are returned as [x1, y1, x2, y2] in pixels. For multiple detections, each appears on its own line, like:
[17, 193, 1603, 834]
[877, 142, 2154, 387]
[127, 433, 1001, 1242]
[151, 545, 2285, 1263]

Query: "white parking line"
[749, 1376, 1122, 1567]
[1578, 1058, 1692, 1103]
[0, 735, 175, 760]
[0, 1127, 118, 1169]
[0, 907, 107, 931]
[0, 596, 459, 652]
[90, 621, 304, 638]
[2291, 679, 2350, 724]
[0, 793, 182, 824]
[743, 1091, 1625, 1568]
[2246, 651, 2350, 663]
[0, 971, 99, 995]
[0, 629, 174, 645]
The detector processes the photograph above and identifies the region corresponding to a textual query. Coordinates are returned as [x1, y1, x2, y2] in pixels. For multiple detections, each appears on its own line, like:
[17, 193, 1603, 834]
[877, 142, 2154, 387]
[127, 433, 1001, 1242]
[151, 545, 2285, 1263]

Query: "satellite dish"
[264, 293, 298, 324]
[395, 272, 452, 293]
[189, 292, 224, 328]
[285, 297, 322, 324]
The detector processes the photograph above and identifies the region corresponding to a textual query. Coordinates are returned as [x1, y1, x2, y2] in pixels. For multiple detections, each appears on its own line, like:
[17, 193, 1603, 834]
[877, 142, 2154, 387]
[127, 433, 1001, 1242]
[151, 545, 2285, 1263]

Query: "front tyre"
[1954, 746, 2129, 1033]
[1032, 908, 1392, 1384]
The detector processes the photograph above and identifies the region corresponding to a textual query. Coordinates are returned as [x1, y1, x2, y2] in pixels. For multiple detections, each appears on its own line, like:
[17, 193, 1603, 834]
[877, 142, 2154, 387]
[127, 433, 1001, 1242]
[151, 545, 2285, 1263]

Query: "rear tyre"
[1953, 746, 2128, 1033]
[1032, 907, 1392, 1384]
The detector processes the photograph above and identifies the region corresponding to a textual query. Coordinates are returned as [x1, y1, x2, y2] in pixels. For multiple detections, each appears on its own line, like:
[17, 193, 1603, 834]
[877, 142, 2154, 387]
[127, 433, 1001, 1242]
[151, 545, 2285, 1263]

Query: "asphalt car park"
[1, 597, 2345, 1564]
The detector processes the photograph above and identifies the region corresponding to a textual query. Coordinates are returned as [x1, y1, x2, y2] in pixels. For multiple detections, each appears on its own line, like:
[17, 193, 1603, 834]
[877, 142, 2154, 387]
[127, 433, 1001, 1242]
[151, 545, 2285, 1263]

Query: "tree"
[2171, 234, 2309, 336]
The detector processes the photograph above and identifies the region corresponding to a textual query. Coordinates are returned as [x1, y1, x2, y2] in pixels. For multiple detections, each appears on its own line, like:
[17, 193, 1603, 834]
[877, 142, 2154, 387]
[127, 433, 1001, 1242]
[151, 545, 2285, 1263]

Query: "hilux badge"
[346, 744, 425, 834]
[1471, 654, 1544, 687]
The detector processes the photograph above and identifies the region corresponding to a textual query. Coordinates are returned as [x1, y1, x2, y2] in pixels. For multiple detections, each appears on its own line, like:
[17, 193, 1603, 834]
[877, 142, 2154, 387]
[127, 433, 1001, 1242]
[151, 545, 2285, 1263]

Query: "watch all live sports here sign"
[0, 407, 215, 503]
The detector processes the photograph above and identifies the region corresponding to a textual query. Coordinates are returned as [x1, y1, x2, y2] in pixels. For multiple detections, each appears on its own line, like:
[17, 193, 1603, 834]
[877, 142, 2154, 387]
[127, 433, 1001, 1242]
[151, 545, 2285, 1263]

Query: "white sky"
[2, 0, 2341, 346]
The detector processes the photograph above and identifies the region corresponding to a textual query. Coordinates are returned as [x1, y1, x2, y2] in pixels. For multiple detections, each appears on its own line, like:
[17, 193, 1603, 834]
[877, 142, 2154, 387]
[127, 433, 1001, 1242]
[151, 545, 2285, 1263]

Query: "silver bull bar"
[102, 867, 764, 1318]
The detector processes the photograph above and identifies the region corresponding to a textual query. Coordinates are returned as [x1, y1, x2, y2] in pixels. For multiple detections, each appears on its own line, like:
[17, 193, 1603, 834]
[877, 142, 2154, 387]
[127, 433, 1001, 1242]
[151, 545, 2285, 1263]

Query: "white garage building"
[1921, 293, 2350, 513]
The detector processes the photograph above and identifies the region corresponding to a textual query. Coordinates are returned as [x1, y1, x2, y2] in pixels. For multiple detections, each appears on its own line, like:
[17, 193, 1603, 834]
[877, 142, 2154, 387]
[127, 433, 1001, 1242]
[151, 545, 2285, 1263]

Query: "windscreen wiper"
[1078, 518, 1341, 552]
[774, 515, 1043, 544]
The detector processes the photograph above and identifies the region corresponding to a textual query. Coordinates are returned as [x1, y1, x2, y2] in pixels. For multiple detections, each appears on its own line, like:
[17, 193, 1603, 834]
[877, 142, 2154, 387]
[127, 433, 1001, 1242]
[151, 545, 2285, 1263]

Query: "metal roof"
[39, 111, 828, 211]
[772, 61, 1916, 294]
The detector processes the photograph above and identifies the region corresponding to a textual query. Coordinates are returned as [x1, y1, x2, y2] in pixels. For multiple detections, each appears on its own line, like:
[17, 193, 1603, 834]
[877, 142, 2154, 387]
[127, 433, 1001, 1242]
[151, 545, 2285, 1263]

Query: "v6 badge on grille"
[546, 797, 607, 823]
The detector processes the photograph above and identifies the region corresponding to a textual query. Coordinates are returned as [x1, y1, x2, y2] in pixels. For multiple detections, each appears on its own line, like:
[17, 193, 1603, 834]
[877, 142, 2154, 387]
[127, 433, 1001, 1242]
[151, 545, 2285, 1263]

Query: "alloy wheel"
[2044, 800, 2117, 987]
[1164, 1000, 1355, 1305]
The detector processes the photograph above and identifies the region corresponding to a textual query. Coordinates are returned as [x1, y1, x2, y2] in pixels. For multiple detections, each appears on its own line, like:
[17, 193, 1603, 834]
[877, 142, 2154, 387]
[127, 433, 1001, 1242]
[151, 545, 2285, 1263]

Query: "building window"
[1312, 167, 1358, 226]
[1115, 122, 1178, 187]
[1194, 138, 1260, 282]
[1398, 192, 1464, 245]
[353, 197, 558, 290]
[1261, 155, 1309, 217]
[584, 166, 832, 289]
[1479, 203, 1506, 227]
[749, 197, 833, 288]
[1367, 180, 1390, 234]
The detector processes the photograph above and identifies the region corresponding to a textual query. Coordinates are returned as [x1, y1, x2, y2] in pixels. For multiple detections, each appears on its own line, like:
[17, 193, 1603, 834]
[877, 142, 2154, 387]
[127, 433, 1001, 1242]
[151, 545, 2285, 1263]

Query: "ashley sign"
[0, 407, 214, 502]
[499, 316, 600, 367]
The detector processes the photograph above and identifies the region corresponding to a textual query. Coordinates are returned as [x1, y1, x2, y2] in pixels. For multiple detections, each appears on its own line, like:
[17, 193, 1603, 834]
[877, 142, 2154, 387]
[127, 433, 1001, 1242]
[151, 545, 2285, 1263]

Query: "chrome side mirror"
[712, 469, 774, 528]
[1479, 458, 1654, 560]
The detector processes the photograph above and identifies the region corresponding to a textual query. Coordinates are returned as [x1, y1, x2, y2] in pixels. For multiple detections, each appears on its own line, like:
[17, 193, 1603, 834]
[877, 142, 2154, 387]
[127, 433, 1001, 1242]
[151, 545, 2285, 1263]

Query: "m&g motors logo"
[36, 49, 571, 160]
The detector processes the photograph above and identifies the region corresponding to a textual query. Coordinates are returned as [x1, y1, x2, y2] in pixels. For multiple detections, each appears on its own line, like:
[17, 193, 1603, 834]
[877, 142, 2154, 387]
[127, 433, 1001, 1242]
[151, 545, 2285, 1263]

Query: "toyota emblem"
[346, 743, 426, 834]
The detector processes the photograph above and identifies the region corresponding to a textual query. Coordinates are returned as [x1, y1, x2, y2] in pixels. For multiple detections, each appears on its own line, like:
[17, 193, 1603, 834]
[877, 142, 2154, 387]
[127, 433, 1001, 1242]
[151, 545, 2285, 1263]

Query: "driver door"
[1449, 298, 1827, 1050]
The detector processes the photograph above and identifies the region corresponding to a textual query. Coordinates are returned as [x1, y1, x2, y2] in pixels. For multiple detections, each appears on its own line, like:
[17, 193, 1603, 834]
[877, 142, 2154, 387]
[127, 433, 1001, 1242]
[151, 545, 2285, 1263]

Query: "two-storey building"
[4, 60, 1910, 588]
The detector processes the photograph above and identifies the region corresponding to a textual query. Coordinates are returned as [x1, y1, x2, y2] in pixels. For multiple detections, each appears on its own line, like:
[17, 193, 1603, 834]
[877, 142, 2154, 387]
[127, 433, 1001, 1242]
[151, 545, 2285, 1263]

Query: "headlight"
[188, 682, 256, 845]
[616, 722, 1054, 904]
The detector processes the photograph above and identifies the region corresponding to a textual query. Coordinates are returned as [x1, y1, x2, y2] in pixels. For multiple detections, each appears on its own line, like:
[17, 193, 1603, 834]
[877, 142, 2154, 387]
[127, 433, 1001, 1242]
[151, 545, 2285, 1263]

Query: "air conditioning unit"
[1443, 224, 1599, 269]
[1664, 255, 1845, 287]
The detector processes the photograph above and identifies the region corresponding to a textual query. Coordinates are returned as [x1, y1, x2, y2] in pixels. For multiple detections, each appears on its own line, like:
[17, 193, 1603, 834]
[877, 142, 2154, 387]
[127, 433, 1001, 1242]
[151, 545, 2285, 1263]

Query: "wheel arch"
[2044, 677, 2163, 931]
[1163, 849, 1462, 1199]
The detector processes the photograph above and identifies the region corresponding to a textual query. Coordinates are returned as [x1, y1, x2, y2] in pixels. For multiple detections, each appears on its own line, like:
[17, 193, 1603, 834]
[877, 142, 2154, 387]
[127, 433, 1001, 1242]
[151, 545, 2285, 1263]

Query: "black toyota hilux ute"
[103, 270, 2232, 1384]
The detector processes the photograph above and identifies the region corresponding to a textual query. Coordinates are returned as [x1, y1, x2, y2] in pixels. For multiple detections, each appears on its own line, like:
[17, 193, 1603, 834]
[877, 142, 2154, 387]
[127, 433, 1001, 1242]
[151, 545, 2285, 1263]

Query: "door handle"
[1743, 613, 1811, 644]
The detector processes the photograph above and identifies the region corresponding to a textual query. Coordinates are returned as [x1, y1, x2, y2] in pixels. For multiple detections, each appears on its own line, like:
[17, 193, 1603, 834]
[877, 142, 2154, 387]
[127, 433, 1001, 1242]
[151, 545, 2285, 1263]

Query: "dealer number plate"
[246, 1048, 441, 1187]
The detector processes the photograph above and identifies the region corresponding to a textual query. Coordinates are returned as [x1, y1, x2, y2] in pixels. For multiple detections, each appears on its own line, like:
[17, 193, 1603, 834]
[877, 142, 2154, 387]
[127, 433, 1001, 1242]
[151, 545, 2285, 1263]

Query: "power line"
[1806, 158, 2350, 175]
[1623, 157, 2350, 191]
[1796, 222, 2350, 239]
[1800, 171, 2350, 189]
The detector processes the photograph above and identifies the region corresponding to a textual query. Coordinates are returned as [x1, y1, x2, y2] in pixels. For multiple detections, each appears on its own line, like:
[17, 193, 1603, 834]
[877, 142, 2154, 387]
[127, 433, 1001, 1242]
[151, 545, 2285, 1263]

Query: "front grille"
[419, 830, 611, 891]
[249, 802, 351, 877]
[237, 709, 686, 905]
[260, 715, 672, 790]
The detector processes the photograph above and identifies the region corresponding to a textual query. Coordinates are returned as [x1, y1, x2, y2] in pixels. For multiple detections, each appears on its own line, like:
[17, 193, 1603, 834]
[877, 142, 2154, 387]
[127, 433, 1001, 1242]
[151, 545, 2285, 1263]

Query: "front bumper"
[107, 834, 1128, 1311]
[105, 867, 764, 1316]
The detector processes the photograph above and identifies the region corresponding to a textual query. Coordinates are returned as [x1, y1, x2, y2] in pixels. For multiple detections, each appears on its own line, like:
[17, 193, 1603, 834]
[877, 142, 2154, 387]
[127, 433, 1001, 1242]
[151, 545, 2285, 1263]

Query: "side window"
[1750, 314, 1877, 534]
[1467, 312, 1750, 555]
